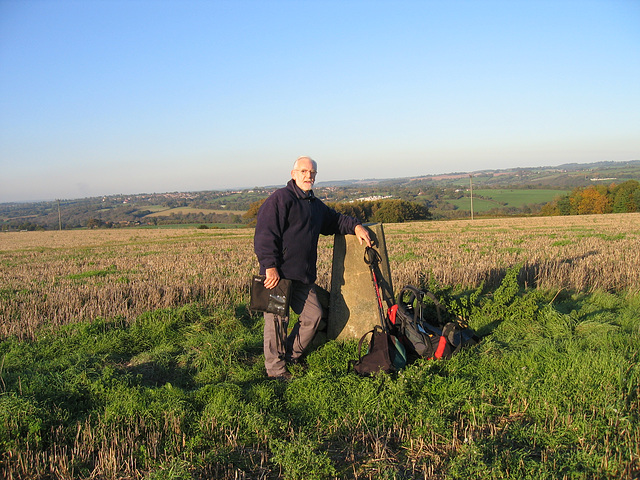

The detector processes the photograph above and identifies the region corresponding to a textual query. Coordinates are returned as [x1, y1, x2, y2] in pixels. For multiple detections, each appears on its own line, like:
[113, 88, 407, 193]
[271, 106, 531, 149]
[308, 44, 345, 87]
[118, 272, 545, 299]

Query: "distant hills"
[316, 159, 640, 189]
[2, 159, 638, 231]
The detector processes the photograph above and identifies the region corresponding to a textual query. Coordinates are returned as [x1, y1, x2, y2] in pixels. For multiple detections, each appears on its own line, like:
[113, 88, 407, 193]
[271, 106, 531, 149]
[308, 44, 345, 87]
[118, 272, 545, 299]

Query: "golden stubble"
[2, 213, 639, 339]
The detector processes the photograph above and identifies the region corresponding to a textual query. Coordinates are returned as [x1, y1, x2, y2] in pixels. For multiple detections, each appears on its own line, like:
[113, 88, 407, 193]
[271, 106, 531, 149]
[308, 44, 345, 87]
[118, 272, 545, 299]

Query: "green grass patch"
[450, 189, 569, 212]
[552, 239, 574, 247]
[389, 250, 420, 262]
[1, 277, 638, 478]
[65, 265, 118, 280]
[474, 189, 569, 206]
[449, 197, 498, 212]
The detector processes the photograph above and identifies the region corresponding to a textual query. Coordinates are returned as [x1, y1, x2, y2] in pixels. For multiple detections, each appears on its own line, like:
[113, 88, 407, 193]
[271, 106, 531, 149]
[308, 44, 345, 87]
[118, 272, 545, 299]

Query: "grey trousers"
[263, 282, 322, 377]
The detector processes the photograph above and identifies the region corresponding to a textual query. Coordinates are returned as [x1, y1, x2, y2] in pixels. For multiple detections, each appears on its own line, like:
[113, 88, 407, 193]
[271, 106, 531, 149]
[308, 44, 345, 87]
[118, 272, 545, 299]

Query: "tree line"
[328, 199, 431, 223]
[243, 198, 431, 225]
[540, 180, 640, 216]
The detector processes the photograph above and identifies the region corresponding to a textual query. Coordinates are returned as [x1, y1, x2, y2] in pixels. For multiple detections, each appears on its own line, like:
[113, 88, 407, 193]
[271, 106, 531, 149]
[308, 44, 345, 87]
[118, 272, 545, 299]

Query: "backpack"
[350, 325, 407, 376]
[390, 285, 478, 360]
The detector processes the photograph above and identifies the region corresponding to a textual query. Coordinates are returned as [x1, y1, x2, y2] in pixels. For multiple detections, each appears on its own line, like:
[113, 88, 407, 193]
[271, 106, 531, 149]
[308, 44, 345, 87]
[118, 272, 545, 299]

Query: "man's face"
[291, 158, 317, 192]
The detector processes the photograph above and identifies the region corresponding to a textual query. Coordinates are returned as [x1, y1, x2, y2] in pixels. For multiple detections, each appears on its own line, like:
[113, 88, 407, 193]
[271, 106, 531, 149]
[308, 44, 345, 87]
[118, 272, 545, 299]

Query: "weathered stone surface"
[327, 224, 393, 341]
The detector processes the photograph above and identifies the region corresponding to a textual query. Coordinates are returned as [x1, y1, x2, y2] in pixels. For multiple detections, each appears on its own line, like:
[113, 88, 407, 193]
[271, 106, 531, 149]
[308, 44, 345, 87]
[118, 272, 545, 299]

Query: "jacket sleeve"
[320, 204, 361, 236]
[253, 196, 285, 272]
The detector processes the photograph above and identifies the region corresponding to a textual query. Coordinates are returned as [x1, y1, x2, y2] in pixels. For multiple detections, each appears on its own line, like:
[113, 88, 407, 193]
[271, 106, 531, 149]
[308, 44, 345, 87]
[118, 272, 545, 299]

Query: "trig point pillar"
[327, 223, 394, 341]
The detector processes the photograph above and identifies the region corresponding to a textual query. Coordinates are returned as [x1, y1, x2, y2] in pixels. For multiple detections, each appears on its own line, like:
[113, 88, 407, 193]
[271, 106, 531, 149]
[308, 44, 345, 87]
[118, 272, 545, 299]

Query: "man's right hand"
[264, 267, 280, 289]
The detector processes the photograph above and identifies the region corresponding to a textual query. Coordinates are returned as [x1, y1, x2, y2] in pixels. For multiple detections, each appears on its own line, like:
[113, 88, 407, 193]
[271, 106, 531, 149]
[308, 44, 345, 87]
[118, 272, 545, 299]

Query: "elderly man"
[254, 156, 372, 379]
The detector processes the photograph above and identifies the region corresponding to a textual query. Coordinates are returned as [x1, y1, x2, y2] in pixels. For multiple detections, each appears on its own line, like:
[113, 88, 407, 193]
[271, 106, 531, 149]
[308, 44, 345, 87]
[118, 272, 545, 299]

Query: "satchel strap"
[356, 326, 382, 359]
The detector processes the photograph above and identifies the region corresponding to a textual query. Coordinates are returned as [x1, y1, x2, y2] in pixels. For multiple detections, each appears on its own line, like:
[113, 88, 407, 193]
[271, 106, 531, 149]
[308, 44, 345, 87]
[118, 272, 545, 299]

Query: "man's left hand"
[354, 225, 373, 247]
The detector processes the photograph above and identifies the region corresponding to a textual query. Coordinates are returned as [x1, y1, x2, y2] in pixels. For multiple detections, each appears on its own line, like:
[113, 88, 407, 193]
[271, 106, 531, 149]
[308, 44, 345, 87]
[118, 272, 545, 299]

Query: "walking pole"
[364, 246, 407, 367]
[364, 246, 390, 332]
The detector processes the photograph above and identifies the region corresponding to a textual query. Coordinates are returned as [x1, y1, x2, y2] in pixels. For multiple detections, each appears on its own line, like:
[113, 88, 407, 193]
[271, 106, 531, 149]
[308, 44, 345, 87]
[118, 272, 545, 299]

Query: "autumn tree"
[372, 199, 430, 223]
[572, 185, 612, 214]
[243, 198, 268, 226]
[612, 180, 640, 213]
[87, 218, 105, 229]
[541, 181, 640, 217]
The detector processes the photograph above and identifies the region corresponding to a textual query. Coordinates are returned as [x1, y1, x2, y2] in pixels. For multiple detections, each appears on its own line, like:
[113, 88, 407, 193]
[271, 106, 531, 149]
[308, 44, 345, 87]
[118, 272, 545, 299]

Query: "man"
[254, 156, 372, 379]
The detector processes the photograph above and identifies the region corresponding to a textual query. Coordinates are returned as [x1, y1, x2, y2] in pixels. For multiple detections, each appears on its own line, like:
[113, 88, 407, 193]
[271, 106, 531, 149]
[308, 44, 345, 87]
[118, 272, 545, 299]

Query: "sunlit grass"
[1, 283, 638, 479]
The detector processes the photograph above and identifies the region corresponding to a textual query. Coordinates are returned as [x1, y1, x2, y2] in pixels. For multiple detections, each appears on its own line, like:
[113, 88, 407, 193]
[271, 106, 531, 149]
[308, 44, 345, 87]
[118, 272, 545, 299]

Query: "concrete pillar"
[327, 223, 394, 341]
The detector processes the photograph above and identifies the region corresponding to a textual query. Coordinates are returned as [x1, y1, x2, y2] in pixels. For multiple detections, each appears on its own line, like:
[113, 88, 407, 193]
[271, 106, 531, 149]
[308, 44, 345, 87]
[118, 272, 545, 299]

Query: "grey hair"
[293, 156, 317, 170]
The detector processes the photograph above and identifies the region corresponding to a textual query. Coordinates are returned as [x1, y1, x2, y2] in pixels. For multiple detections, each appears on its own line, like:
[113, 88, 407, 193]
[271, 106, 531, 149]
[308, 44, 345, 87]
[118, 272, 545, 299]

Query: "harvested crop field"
[1, 213, 639, 339]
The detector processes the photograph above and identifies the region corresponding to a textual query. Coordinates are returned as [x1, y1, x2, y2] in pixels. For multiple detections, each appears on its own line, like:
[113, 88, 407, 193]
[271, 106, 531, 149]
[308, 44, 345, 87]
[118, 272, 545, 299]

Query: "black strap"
[274, 315, 288, 359]
[398, 285, 443, 326]
[364, 246, 382, 266]
[442, 323, 462, 356]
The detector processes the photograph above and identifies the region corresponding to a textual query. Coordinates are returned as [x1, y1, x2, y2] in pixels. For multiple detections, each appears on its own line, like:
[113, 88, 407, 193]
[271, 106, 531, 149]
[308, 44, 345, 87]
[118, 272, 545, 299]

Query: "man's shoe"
[286, 356, 306, 366]
[268, 371, 293, 381]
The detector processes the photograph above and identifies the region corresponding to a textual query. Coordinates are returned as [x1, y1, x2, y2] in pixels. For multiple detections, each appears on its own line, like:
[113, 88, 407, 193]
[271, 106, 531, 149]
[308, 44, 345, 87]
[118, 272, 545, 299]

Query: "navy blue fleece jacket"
[254, 179, 361, 284]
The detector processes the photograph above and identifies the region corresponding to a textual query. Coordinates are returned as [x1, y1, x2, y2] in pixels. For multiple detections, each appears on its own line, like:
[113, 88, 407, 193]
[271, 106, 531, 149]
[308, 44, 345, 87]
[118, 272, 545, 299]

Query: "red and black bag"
[390, 285, 478, 360]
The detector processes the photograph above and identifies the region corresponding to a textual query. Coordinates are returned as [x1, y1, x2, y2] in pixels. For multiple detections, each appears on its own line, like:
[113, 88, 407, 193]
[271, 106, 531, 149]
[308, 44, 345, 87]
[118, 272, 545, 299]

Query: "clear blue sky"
[1, 0, 639, 203]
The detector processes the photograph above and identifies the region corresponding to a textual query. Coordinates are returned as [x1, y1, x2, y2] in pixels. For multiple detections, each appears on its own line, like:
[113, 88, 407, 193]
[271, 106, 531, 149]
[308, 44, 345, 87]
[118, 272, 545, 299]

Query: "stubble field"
[1, 213, 638, 339]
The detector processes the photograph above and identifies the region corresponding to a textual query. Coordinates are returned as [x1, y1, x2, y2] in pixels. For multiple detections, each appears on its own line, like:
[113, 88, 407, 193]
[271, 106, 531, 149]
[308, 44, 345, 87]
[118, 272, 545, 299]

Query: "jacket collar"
[287, 179, 315, 200]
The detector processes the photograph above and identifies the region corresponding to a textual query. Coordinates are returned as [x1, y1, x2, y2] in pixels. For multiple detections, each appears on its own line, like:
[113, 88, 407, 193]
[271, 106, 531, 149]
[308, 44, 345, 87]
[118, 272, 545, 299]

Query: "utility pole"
[57, 199, 62, 231]
[469, 175, 474, 220]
